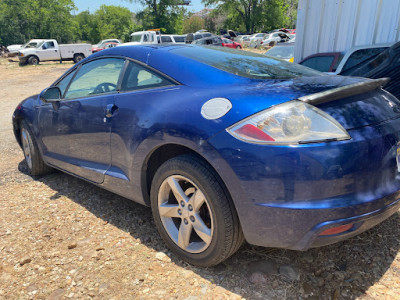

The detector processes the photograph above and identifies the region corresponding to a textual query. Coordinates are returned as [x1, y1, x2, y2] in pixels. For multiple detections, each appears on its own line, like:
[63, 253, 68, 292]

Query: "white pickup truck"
[120, 31, 161, 46]
[18, 39, 92, 65]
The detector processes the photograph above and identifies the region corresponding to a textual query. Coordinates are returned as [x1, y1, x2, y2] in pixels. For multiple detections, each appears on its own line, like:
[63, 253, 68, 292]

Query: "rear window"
[173, 35, 185, 43]
[161, 36, 173, 43]
[266, 45, 295, 59]
[171, 46, 321, 80]
[341, 47, 387, 72]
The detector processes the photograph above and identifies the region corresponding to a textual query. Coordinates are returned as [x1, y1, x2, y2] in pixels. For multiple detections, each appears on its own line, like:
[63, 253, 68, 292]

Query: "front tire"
[20, 120, 52, 176]
[28, 56, 39, 65]
[150, 154, 243, 266]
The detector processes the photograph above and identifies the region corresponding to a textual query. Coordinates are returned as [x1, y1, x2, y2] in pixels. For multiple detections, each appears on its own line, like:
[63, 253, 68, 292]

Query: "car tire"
[236, 46, 241, 49]
[73, 54, 84, 63]
[150, 154, 244, 267]
[28, 56, 39, 65]
[20, 120, 52, 176]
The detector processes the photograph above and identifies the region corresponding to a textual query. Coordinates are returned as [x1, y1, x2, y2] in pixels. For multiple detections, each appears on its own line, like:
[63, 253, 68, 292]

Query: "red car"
[221, 38, 242, 49]
[91, 39, 121, 53]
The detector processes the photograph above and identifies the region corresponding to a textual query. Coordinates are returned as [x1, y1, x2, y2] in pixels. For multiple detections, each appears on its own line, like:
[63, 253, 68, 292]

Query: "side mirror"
[40, 86, 61, 102]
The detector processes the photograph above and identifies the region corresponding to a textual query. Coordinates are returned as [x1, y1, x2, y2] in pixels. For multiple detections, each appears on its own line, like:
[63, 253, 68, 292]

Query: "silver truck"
[18, 39, 92, 65]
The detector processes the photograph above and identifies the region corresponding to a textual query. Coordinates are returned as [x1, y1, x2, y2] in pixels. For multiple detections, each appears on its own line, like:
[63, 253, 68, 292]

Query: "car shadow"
[19, 160, 400, 299]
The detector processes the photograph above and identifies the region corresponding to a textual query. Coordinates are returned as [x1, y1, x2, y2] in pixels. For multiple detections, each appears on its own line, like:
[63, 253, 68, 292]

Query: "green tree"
[0, 0, 76, 45]
[94, 5, 135, 42]
[127, 0, 188, 33]
[74, 10, 98, 42]
[202, 0, 296, 33]
[182, 15, 205, 33]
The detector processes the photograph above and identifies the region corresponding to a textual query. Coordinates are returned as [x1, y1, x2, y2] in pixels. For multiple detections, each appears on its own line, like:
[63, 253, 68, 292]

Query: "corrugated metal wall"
[295, 0, 400, 62]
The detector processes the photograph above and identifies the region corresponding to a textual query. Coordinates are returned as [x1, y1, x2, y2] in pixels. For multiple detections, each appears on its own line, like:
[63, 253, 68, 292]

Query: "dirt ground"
[1, 56, 400, 300]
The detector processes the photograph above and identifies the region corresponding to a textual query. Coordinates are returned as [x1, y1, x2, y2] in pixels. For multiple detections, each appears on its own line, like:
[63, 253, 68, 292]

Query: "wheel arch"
[27, 55, 40, 64]
[141, 143, 236, 213]
[73, 53, 85, 62]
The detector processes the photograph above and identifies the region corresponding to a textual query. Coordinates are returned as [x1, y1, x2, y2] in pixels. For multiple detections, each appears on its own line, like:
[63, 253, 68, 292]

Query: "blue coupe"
[12, 45, 400, 266]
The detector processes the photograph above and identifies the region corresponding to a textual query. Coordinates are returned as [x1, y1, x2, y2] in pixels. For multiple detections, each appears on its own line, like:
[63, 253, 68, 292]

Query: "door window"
[43, 41, 55, 49]
[121, 61, 175, 92]
[64, 58, 125, 99]
[56, 70, 77, 97]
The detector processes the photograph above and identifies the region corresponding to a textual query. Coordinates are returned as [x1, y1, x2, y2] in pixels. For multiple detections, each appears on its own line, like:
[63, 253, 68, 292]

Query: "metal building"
[295, 0, 400, 62]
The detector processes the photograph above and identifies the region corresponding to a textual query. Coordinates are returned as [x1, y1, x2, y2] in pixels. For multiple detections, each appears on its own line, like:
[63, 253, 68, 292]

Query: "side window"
[64, 58, 125, 99]
[342, 47, 387, 72]
[161, 36, 172, 43]
[121, 61, 175, 92]
[56, 70, 76, 97]
[300, 56, 335, 72]
[43, 41, 55, 49]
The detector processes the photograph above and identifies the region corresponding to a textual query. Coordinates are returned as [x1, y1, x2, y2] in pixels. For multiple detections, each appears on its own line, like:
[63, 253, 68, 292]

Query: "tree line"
[0, 0, 297, 46]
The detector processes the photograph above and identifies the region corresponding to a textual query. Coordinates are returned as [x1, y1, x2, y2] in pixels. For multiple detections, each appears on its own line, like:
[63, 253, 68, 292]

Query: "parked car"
[172, 35, 186, 43]
[92, 39, 121, 53]
[249, 33, 268, 43]
[192, 36, 222, 46]
[236, 35, 250, 43]
[221, 38, 242, 49]
[17, 39, 92, 65]
[13, 45, 400, 267]
[122, 31, 161, 46]
[265, 43, 295, 62]
[262, 32, 290, 46]
[7, 40, 46, 55]
[6, 44, 23, 54]
[340, 41, 400, 99]
[185, 32, 214, 44]
[299, 43, 391, 74]
[239, 36, 251, 47]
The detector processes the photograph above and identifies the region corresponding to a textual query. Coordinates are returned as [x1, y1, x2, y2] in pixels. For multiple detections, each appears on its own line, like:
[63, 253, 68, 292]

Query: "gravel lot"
[1, 57, 400, 300]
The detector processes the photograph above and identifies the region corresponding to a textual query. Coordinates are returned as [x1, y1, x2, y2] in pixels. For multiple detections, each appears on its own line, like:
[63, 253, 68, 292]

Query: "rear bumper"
[303, 193, 400, 249]
[207, 116, 400, 250]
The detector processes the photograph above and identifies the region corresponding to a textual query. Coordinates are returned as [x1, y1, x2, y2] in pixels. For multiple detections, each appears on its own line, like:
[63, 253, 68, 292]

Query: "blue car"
[12, 45, 400, 266]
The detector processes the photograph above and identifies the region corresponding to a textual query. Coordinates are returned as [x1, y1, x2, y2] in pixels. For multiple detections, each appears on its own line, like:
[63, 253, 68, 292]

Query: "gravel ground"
[1, 57, 400, 300]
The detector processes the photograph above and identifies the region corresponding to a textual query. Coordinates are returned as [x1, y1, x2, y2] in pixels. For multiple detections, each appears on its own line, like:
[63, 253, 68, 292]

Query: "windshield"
[171, 46, 321, 80]
[130, 34, 142, 42]
[266, 46, 295, 59]
[24, 41, 41, 48]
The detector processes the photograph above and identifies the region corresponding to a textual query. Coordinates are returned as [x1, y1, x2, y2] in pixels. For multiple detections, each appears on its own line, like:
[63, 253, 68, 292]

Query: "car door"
[37, 57, 126, 183]
[105, 60, 178, 191]
[39, 41, 60, 61]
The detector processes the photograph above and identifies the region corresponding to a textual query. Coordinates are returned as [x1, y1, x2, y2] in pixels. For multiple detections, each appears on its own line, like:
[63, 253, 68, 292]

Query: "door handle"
[105, 104, 118, 118]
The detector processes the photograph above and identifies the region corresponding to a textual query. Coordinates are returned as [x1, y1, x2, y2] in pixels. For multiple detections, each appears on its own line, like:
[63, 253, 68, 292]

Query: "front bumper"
[18, 56, 28, 64]
[207, 116, 400, 250]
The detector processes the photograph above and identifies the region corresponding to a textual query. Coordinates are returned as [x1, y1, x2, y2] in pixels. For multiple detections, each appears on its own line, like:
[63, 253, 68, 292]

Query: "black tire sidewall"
[28, 56, 39, 65]
[21, 120, 51, 176]
[150, 156, 233, 266]
[74, 55, 84, 63]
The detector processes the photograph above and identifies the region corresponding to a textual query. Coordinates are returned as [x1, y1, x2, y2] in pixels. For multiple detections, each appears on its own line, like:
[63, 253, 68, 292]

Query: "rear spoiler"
[298, 77, 390, 105]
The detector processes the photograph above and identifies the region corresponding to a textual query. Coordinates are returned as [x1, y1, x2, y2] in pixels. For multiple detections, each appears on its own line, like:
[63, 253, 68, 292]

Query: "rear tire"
[73, 54, 84, 63]
[20, 120, 52, 176]
[150, 154, 244, 267]
[28, 56, 39, 65]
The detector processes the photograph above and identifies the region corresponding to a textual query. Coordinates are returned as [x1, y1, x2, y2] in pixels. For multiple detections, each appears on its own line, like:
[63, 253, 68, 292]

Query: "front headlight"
[18, 52, 24, 57]
[227, 100, 350, 145]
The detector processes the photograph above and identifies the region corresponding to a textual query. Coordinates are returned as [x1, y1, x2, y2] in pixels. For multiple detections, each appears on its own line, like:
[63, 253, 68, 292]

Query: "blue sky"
[73, 0, 205, 14]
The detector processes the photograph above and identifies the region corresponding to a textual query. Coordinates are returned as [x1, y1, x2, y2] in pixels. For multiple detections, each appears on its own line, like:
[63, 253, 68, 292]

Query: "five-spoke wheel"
[158, 175, 213, 253]
[151, 154, 244, 266]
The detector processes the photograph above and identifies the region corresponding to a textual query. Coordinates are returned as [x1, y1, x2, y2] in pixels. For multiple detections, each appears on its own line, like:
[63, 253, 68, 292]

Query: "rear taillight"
[227, 101, 350, 145]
